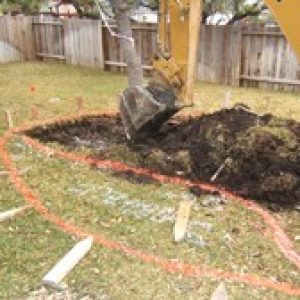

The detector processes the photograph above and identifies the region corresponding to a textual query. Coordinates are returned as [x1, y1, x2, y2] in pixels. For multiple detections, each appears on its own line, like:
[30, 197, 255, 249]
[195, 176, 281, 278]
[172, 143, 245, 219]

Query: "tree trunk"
[110, 0, 144, 87]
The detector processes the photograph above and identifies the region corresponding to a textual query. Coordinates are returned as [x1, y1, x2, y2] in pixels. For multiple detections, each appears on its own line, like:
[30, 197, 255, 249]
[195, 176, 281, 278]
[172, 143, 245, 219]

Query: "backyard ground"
[0, 62, 299, 299]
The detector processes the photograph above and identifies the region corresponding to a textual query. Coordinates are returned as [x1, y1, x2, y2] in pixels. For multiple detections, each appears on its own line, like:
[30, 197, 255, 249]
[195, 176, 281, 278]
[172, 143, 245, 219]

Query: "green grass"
[0, 62, 299, 299]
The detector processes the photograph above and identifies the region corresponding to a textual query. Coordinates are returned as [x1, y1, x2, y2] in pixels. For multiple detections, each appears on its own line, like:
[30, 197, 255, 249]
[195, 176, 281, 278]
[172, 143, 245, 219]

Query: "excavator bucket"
[119, 0, 201, 140]
[119, 84, 179, 140]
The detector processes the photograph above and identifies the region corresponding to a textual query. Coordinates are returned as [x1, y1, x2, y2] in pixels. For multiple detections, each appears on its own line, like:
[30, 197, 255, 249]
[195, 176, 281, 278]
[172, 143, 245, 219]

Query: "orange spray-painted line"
[22, 135, 300, 271]
[0, 112, 299, 296]
[1, 135, 300, 296]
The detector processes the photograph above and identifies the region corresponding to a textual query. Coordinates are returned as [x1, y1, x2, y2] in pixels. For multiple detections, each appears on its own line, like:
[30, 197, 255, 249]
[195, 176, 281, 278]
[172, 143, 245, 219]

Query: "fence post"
[24, 16, 35, 61]
[63, 19, 71, 65]
[5, 15, 35, 61]
[98, 19, 104, 70]
[232, 25, 242, 87]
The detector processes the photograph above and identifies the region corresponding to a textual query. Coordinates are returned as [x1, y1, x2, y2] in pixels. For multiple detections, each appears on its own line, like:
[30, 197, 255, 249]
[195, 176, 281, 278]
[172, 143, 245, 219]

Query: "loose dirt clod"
[25, 107, 300, 208]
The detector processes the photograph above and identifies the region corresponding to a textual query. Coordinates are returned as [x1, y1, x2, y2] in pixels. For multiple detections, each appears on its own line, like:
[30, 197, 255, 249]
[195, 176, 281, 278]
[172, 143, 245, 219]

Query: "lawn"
[0, 62, 299, 299]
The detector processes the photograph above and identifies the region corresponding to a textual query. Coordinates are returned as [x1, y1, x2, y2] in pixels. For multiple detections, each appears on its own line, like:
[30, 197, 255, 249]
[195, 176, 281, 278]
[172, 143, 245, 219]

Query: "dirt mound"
[25, 107, 300, 208]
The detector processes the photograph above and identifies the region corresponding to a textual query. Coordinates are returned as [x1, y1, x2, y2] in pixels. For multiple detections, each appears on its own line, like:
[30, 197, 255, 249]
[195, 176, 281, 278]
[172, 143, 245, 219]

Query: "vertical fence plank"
[240, 25, 300, 91]
[0, 16, 21, 62]
[23, 16, 35, 60]
[62, 19, 104, 69]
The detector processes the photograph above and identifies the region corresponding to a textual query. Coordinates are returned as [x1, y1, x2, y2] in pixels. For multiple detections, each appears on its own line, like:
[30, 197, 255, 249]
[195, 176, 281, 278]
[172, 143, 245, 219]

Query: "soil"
[25, 107, 300, 208]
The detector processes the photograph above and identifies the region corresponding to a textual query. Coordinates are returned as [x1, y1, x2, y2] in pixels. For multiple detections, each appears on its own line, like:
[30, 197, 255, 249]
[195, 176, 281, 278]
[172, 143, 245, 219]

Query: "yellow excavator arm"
[264, 0, 300, 59]
[120, 0, 300, 140]
[154, 0, 201, 106]
[154, 0, 300, 106]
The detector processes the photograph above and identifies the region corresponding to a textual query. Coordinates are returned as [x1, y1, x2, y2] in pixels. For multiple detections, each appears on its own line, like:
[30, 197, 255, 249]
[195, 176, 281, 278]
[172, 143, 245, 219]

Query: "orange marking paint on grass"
[29, 85, 37, 93]
[22, 135, 300, 271]
[0, 111, 299, 296]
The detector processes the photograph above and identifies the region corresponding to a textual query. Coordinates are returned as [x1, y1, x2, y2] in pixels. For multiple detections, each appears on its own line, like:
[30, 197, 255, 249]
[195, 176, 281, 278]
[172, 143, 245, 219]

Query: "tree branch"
[226, 2, 267, 25]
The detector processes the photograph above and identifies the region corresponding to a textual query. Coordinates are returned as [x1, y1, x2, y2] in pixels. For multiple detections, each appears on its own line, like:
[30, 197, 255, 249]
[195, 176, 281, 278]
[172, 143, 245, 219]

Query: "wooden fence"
[0, 16, 34, 62]
[198, 25, 241, 86]
[1, 15, 300, 91]
[32, 16, 104, 68]
[240, 25, 300, 91]
[102, 23, 156, 73]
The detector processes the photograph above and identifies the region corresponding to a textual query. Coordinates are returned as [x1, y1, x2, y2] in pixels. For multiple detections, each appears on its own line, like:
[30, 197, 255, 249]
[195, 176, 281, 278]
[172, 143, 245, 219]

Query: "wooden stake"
[0, 205, 31, 222]
[31, 106, 39, 120]
[210, 158, 231, 182]
[76, 97, 84, 112]
[4, 110, 13, 129]
[42, 237, 93, 290]
[211, 282, 228, 300]
[222, 90, 232, 109]
[0, 168, 29, 177]
[174, 200, 193, 242]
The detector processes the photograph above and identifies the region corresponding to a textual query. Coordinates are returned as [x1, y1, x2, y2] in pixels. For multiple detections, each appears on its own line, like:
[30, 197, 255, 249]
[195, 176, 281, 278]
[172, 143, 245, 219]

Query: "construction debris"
[174, 200, 193, 242]
[0, 205, 31, 222]
[42, 237, 93, 290]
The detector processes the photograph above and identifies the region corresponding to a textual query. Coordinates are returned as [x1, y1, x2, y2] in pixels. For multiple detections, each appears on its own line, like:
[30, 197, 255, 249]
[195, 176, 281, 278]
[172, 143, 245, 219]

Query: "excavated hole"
[24, 107, 300, 209]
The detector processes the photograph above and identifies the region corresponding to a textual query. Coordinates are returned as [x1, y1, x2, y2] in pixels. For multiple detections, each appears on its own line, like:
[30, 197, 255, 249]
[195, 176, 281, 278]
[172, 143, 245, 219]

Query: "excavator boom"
[264, 0, 300, 59]
[120, 0, 300, 140]
[120, 0, 201, 140]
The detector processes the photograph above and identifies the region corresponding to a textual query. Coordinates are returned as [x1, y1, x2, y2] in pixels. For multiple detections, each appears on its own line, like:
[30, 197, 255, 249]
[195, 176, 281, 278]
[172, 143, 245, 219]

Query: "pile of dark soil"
[25, 107, 300, 208]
